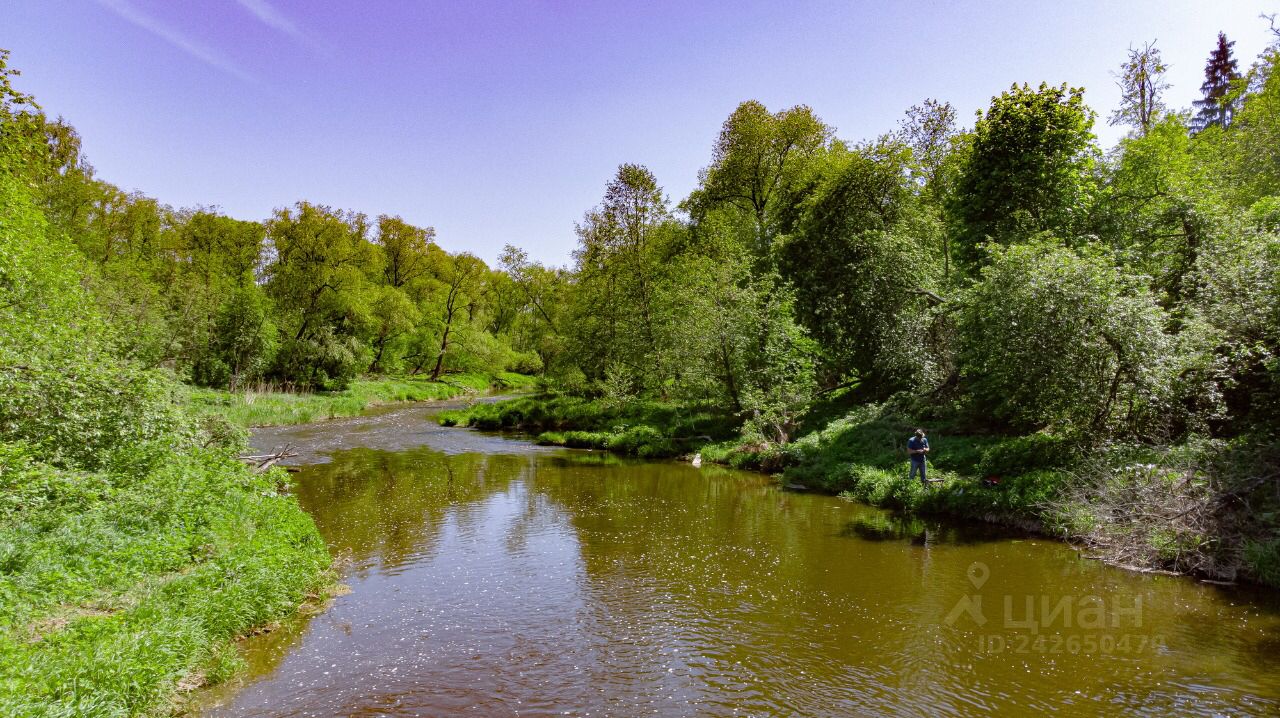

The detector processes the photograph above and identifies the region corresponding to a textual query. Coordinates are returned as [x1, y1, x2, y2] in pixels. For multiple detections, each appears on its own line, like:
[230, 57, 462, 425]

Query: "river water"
[195, 402, 1280, 717]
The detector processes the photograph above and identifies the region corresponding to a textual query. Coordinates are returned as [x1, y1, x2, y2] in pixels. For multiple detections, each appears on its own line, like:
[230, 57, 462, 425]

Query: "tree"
[264, 202, 374, 387]
[1191, 32, 1242, 133]
[898, 99, 958, 190]
[568, 164, 679, 392]
[193, 285, 278, 389]
[498, 244, 567, 376]
[0, 155, 177, 469]
[780, 139, 941, 392]
[1110, 41, 1170, 136]
[365, 285, 419, 374]
[0, 48, 50, 180]
[420, 250, 485, 380]
[1213, 49, 1280, 207]
[948, 83, 1099, 271]
[956, 240, 1170, 434]
[180, 211, 266, 287]
[376, 214, 434, 288]
[685, 101, 831, 251]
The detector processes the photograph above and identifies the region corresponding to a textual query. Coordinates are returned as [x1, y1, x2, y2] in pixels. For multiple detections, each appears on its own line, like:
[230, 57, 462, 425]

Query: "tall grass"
[189, 372, 534, 428]
[0, 445, 331, 716]
[441, 394, 738, 458]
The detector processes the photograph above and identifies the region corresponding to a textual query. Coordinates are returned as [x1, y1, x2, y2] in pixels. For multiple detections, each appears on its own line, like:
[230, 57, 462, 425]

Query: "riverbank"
[0, 427, 332, 716]
[442, 393, 1280, 588]
[188, 372, 535, 428]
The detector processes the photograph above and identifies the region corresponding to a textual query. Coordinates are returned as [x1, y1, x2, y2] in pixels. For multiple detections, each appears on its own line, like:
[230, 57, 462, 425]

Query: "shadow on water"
[838, 511, 1021, 546]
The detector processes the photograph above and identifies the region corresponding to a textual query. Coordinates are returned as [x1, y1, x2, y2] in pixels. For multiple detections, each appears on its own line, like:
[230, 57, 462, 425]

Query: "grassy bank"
[188, 372, 535, 428]
[439, 395, 738, 458]
[0, 432, 332, 716]
[446, 393, 1280, 587]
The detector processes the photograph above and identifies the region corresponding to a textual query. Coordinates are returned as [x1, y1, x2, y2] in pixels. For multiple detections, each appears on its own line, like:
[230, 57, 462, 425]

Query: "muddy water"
[197, 403, 1280, 717]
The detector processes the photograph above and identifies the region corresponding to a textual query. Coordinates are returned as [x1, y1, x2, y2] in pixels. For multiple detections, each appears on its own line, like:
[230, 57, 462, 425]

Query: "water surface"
[197, 404, 1280, 717]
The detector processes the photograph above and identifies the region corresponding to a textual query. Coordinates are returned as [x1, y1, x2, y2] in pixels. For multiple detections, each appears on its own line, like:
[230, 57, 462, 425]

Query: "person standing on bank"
[907, 428, 930, 485]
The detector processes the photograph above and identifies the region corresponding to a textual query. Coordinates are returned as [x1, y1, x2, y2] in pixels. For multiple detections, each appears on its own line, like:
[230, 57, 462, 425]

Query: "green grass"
[691, 401, 1074, 522]
[440, 394, 738, 458]
[451, 394, 1080, 526]
[0, 441, 331, 717]
[188, 372, 535, 428]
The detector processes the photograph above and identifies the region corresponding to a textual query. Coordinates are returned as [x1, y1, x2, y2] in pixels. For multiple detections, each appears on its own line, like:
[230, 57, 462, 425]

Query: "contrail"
[92, 0, 256, 83]
[235, 0, 325, 53]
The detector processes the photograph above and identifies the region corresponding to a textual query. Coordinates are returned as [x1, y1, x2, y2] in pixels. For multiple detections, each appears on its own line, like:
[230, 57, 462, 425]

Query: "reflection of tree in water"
[840, 513, 930, 544]
[839, 512, 1019, 546]
[293, 447, 533, 572]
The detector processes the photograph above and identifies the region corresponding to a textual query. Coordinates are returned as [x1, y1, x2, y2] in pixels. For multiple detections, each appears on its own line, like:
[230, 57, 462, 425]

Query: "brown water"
[196, 404, 1280, 717]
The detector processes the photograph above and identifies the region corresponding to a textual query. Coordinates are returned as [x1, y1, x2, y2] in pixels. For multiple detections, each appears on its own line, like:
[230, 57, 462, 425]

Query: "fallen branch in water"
[238, 444, 297, 474]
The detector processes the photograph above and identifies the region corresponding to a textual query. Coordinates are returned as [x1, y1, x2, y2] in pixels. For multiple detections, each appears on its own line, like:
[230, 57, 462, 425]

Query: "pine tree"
[1191, 32, 1241, 133]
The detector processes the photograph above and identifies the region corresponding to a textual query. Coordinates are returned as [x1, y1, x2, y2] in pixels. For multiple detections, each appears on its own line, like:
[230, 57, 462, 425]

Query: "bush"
[1243, 539, 1280, 587]
[506, 350, 544, 375]
[956, 239, 1171, 435]
[976, 433, 1080, 477]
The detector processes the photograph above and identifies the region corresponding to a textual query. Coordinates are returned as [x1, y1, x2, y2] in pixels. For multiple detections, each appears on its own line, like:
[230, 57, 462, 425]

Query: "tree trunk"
[429, 325, 451, 381]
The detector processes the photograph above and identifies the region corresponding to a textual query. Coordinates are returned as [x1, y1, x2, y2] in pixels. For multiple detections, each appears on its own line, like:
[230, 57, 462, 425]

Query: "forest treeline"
[535, 31, 1280, 447]
[7, 59, 556, 391]
[6, 32, 1278, 443]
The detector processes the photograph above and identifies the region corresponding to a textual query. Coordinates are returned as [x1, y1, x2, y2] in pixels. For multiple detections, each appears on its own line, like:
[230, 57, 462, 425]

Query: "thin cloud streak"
[235, 0, 324, 53]
[92, 0, 255, 83]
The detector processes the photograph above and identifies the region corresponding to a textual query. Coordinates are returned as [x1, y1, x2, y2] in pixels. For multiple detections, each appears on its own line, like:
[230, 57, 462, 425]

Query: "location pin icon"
[967, 561, 989, 590]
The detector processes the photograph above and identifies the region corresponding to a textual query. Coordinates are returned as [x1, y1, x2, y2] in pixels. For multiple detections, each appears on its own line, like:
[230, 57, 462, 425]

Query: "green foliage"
[0, 136, 330, 713]
[685, 100, 833, 249]
[0, 448, 330, 716]
[193, 285, 279, 389]
[948, 82, 1099, 271]
[1175, 222, 1280, 432]
[955, 240, 1171, 434]
[1243, 539, 1280, 587]
[187, 372, 523, 428]
[448, 394, 736, 458]
[780, 139, 942, 391]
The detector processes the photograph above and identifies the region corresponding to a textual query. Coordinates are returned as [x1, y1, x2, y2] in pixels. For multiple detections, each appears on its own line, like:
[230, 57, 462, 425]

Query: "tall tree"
[1191, 32, 1242, 133]
[422, 251, 485, 380]
[898, 99, 958, 190]
[264, 202, 374, 387]
[376, 214, 434, 288]
[948, 82, 1098, 271]
[1110, 40, 1170, 136]
[685, 101, 831, 251]
[897, 99, 959, 278]
[569, 164, 677, 390]
[780, 140, 939, 392]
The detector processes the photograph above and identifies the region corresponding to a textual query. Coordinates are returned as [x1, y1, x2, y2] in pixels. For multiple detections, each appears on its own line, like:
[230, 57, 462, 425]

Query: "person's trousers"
[910, 458, 927, 484]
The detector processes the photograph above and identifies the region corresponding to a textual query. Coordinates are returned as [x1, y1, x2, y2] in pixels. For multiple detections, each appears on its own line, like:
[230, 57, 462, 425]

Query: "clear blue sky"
[5, 1, 1277, 265]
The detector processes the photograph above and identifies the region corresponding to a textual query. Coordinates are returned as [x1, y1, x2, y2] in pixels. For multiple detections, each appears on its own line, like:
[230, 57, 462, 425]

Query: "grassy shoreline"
[0, 442, 333, 716]
[443, 393, 1279, 588]
[1, 373, 538, 716]
[188, 372, 535, 428]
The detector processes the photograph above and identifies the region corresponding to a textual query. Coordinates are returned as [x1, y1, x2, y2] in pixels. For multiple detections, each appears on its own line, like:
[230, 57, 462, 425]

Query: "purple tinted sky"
[5, 1, 1277, 264]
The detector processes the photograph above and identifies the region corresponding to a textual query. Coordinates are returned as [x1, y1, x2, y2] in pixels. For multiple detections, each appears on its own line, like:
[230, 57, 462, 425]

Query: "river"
[194, 400, 1280, 717]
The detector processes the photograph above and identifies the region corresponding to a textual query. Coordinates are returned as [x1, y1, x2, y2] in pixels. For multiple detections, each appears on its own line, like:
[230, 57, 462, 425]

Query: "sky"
[4, 1, 1278, 265]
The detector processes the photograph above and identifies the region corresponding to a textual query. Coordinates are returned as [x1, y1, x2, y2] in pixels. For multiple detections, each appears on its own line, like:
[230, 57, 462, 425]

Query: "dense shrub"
[956, 240, 1171, 435]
